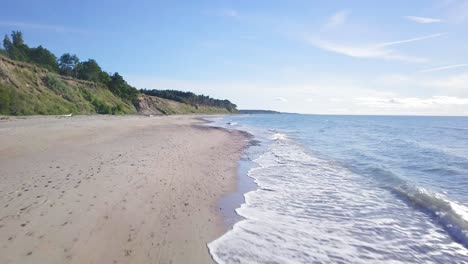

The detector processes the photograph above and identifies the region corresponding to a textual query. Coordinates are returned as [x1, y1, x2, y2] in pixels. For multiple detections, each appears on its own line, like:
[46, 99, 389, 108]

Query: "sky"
[2, 0, 468, 115]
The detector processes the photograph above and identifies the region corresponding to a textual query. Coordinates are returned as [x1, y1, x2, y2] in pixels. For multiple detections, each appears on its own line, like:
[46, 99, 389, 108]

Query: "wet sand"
[0, 115, 248, 264]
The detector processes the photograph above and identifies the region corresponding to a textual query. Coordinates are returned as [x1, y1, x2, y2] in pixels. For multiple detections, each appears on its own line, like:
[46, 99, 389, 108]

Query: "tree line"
[140, 89, 237, 112]
[0, 31, 237, 112]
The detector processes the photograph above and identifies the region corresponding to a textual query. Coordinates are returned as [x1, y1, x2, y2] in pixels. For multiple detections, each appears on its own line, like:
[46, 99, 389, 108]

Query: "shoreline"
[199, 118, 259, 231]
[0, 115, 249, 264]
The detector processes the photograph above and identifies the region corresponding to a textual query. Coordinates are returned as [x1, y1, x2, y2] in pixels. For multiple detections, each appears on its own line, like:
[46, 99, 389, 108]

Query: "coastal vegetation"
[0, 31, 237, 115]
[140, 89, 237, 112]
[0, 56, 135, 115]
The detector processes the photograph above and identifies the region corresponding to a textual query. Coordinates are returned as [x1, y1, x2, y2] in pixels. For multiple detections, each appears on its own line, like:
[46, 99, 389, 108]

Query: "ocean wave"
[392, 185, 468, 247]
[362, 165, 468, 247]
[209, 127, 468, 263]
[436, 126, 468, 131]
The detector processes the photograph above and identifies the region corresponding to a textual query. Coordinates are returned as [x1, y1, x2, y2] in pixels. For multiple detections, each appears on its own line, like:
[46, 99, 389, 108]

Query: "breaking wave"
[209, 131, 468, 263]
[392, 185, 468, 246]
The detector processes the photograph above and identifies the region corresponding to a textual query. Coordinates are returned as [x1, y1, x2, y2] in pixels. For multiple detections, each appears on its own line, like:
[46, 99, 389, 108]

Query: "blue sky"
[2, 0, 468, 115]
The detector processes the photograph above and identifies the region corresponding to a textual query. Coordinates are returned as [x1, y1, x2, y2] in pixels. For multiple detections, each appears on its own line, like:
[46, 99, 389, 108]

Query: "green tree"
[28, 45, 58, 72]
[99, 71, 111, 86]
[3, 32, 58, 72]
[140, 89, 237, 112]
[2, 35, 12, 51]
[108, 73, 138, 103]
[58, 53, 80, 77]
[76, 59, 103, 82]
[3, 31, 29, 61]
[11, 31, 24, 46]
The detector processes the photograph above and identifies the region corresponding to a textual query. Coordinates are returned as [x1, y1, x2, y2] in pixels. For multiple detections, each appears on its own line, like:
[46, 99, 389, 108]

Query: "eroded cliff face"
[135, 95, 166, 115]
[0, 55, 234, 116]
[0, 56, 136, 115]
[135, 94, 231, 115]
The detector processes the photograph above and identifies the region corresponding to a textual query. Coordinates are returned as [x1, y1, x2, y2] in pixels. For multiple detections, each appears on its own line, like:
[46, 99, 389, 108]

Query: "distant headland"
[239, 109, 281, 114]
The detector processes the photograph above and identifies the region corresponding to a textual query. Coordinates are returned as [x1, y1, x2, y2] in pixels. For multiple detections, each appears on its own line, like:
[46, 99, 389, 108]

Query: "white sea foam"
[270, 132, 288, 141]
[392, 185, 468, 245]
[208, 133, 468, 263]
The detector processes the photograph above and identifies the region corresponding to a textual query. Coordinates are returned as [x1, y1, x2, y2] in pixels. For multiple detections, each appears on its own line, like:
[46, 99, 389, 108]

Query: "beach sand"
[0, 115, 248, 264]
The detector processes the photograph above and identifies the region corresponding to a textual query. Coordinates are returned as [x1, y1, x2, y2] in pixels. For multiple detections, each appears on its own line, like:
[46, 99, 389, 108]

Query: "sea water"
[208, 114, 468, 263]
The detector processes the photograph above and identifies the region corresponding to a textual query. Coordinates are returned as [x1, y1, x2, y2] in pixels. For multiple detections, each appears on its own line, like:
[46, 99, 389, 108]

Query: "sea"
[207, 114, 468, 263]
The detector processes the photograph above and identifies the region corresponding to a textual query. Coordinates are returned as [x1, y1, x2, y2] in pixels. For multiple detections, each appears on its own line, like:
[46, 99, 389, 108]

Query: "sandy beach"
[0, 115, 248, 264]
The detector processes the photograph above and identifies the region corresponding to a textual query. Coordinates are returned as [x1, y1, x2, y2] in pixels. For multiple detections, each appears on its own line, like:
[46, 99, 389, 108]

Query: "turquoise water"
[208, 114, 468, 263]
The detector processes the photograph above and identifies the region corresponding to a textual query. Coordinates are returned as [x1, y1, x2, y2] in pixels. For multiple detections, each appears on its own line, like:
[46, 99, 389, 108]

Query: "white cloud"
[425, 73, 468, 93]
[406, 16, 443, 24]
[0, 21, 88, 34]
[306, 33, 446, 62]
[275, 97, 288, 102]
[374, 72, 468, 96]
[307, 38, 427, 62]
[325, 10, 349, 29]
[329, 98, 345, 103]
[356, 96, 468, 108]
[378, 33, 446, 47]
[419, 64, 468, 73]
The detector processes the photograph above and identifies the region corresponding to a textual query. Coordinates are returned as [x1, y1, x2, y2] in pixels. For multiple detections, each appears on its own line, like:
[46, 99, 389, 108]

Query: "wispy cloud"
[275, 97, 288, 102]
[0, 20, 88, 34]
[324, 10, 349, 29]
[307, 39, 425, 62]
[356, 96, 468, 108]
[419, 64, 468, 73]
[307, 33, 446, 62]
[374, 72, 468, 95]
[406, 16, 443, 24]
[378, 33, 446, 47]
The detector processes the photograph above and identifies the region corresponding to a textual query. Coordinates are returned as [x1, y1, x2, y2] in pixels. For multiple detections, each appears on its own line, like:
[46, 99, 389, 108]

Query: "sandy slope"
[0, 115, 248, 264]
